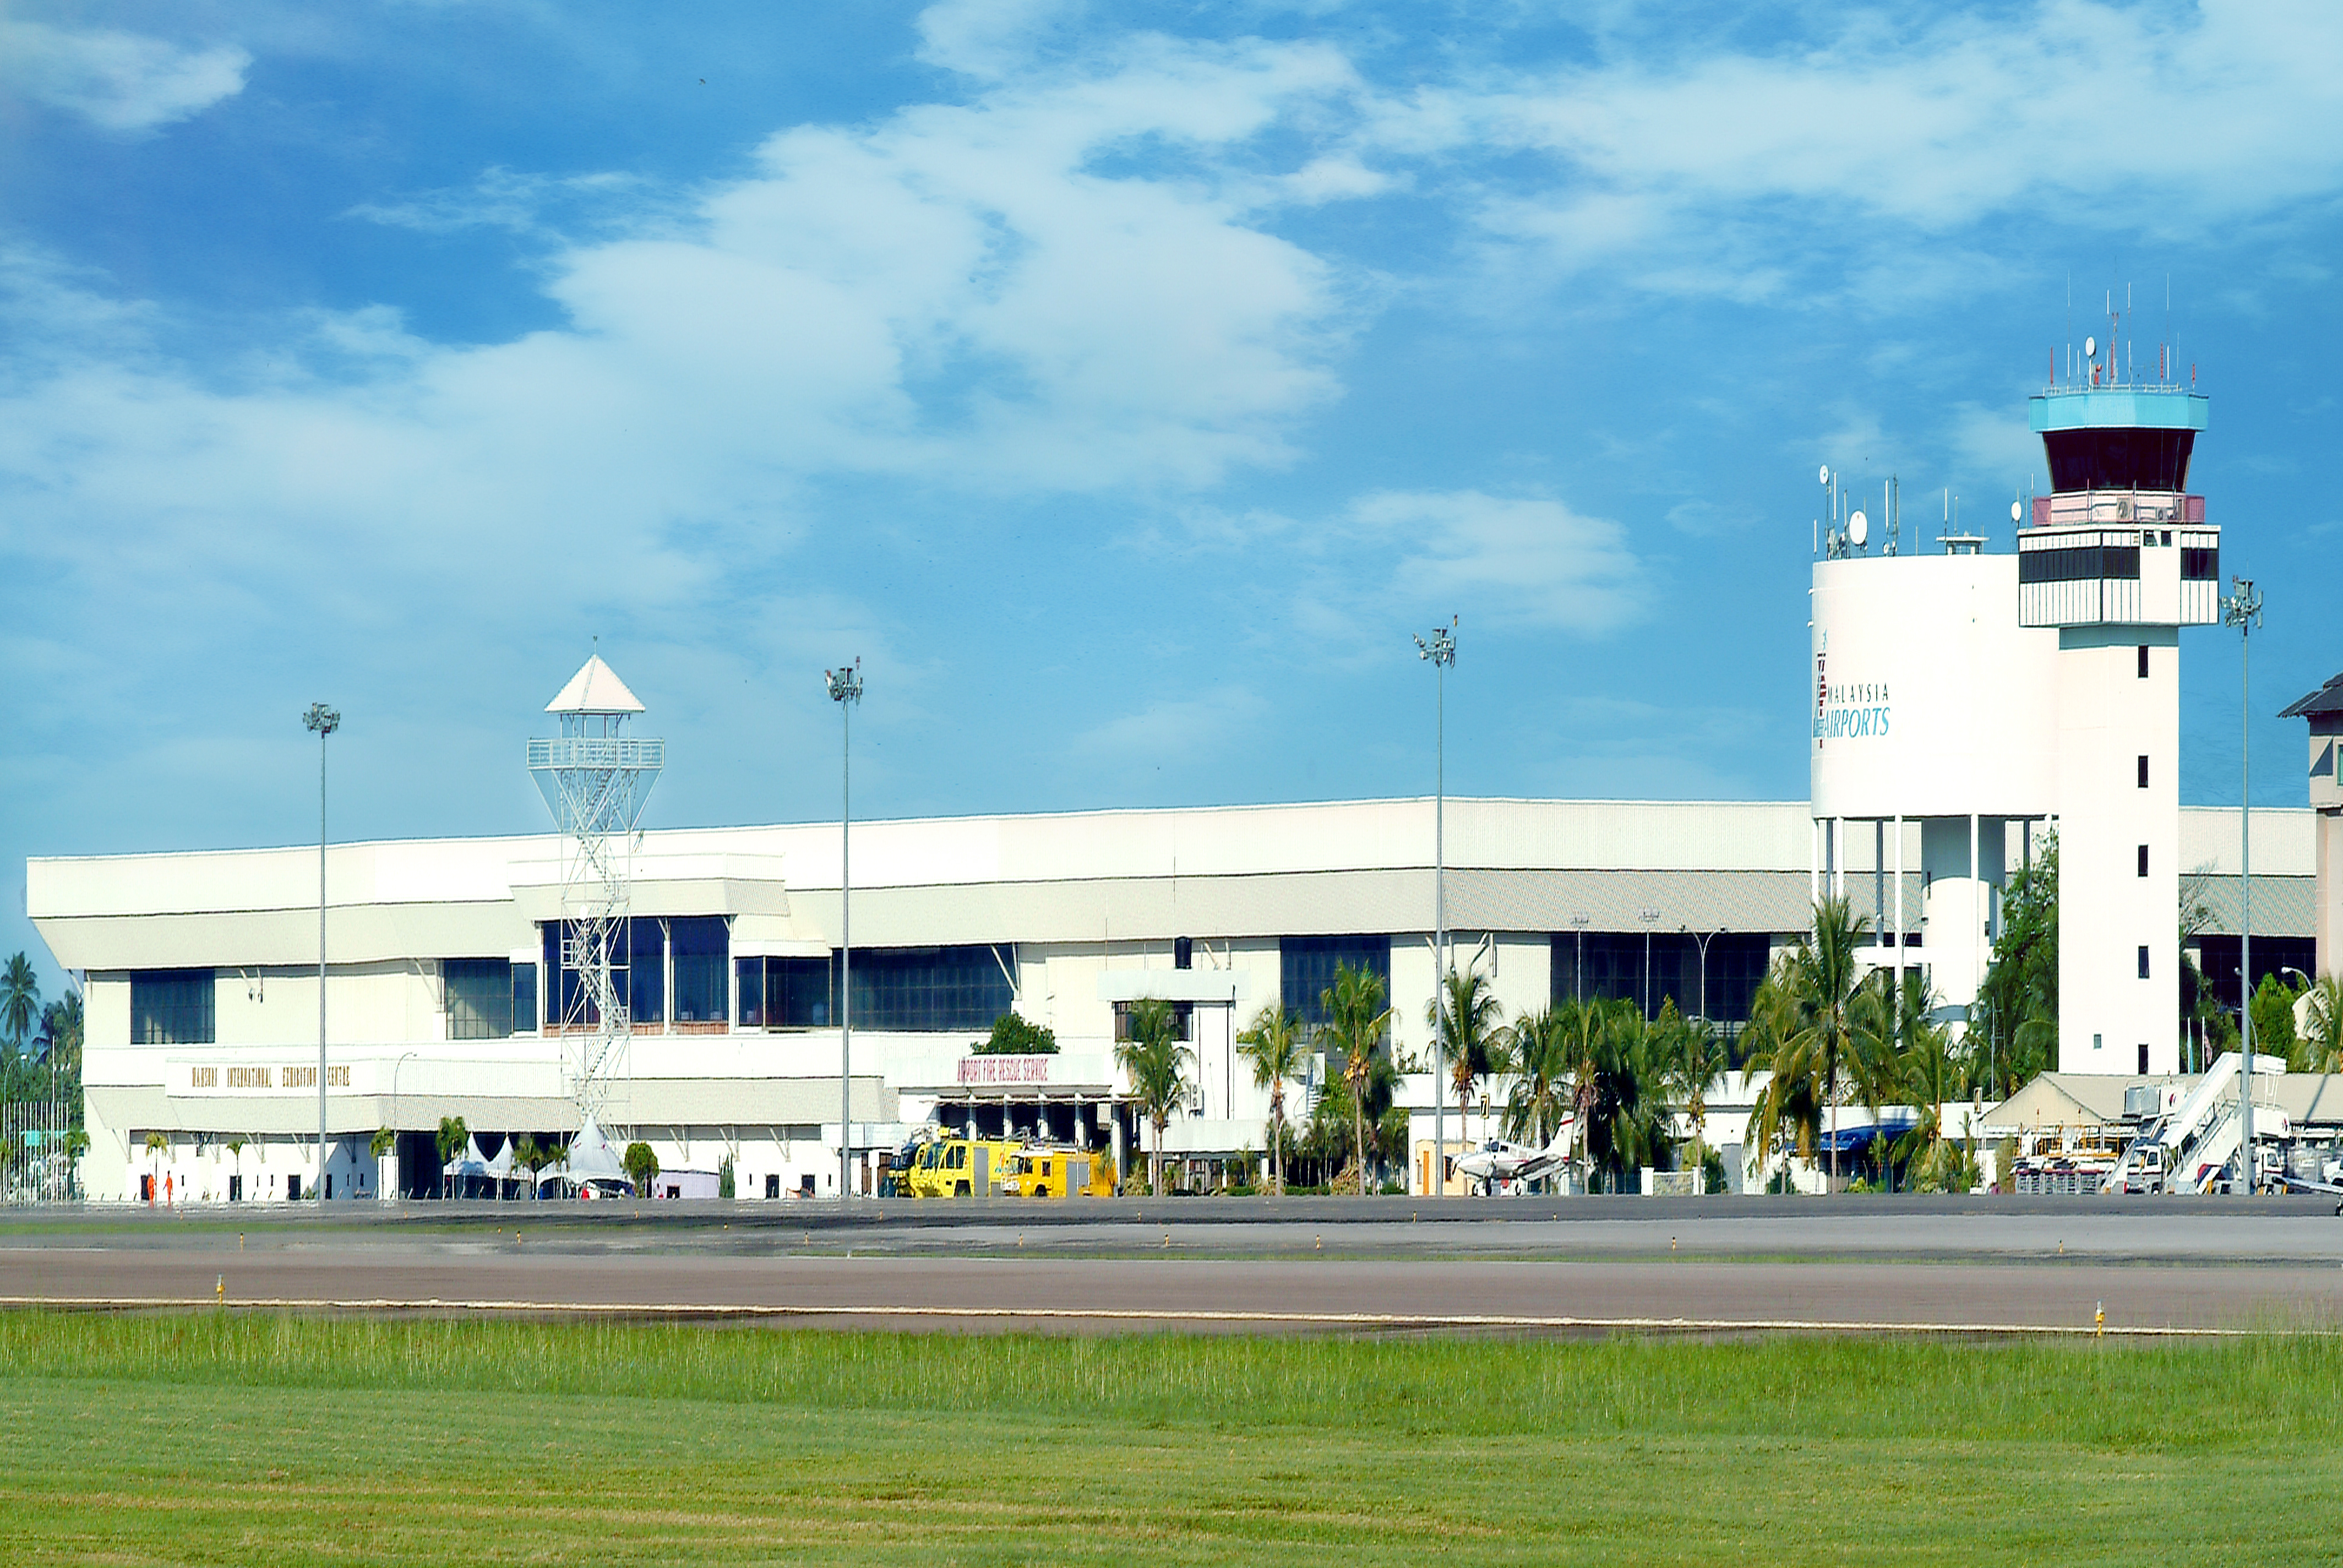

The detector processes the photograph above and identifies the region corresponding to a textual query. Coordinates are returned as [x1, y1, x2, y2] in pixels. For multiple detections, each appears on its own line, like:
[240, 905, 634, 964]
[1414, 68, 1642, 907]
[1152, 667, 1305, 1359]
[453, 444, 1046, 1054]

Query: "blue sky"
[6, 1, 2343, 995]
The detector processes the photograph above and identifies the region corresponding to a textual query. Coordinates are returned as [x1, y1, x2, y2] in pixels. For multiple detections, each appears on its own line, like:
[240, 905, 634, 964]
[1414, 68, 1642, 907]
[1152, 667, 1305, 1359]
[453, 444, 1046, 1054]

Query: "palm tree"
[1658, 1003, 1732, 1186]
[1889, 992, 1974, 1193]
[1317, 962, 1392, 1194]
[143, 1130, 167, 1201]
[1553, 995, 1608, 1190]
[435, 1115, 468, 1200]
[1428, 968, 1506, 1148]
[1752, 896, 1874, 1190]
[1, 953, 39, 1057]
[1235, 1004, 1305, 1195]
[225, 1138, 246, 1202]
[1497, 1009, 1571, 1190]
[2302, 974, 2343, 1075]
[1116, 999, 1194, 1197]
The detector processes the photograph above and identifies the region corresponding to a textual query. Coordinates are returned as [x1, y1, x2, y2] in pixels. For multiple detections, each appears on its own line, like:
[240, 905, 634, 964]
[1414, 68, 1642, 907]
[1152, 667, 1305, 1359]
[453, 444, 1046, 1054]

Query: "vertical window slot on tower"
[2137, 645, 2150, 678]
[2137, 845, 2149, 877]
[2138, 945, 2151, 979]
[2138, 754, 2149, 788]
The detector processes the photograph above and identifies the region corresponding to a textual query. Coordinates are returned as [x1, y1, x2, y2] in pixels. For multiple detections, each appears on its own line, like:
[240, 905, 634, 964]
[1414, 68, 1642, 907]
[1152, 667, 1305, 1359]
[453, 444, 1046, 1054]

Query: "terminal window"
[130, 970, 215, 1045]
[512, 962, 537, 1033]
[846, 945, 1015, 1033]
[1280, 935, 1392, 1028]
[738, 955, 833, 1028]
[668, 916, 729, 1023]
[444, 959, 514, 1039]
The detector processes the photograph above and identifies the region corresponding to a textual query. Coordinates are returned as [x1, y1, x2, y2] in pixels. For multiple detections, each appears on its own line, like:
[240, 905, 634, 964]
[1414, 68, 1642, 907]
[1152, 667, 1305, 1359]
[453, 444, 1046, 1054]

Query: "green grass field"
[0, 1311, 2334, 1565]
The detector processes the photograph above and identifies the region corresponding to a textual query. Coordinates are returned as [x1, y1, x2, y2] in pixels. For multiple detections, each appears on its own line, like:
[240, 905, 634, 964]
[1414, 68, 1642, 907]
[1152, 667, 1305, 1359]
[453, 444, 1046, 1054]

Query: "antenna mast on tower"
[528, 655, 663, 1135]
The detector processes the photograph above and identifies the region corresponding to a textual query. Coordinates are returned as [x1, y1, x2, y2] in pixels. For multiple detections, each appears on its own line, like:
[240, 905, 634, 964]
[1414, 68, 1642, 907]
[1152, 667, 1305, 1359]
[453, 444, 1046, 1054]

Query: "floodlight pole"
[303, 703, 340, 1201]
[1416, 619, 1456, 1197]
[2222, 579, 2262, 1195]
[827, 660, 863, 1203]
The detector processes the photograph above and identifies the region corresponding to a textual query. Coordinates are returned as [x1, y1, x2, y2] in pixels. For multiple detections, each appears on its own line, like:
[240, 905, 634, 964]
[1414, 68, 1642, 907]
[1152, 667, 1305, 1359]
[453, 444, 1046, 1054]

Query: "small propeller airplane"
[1450, 1117, 1578, 1195]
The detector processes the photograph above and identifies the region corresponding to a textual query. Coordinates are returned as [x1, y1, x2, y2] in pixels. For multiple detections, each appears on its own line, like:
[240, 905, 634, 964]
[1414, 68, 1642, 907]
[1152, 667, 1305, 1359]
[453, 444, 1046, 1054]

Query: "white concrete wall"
[2059, 631, 2182, 1074]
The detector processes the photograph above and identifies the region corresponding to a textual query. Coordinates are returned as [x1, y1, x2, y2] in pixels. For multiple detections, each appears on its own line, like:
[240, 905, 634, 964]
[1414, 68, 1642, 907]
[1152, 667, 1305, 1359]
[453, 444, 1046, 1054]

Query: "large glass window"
[542, 923, 602, 1028]
[1551, 932, 1774, 1024]
[737, 956, 836, 1028]
[1279, 936, 1391, 1028]
[512, 962, 538, 1033]
[670, 917, 729, 1023]
[130, 970, 215, 1044]
[847, 945, 1013, 1032]
[444, 959, 513, 1040]
[626, 919, 664, 1026]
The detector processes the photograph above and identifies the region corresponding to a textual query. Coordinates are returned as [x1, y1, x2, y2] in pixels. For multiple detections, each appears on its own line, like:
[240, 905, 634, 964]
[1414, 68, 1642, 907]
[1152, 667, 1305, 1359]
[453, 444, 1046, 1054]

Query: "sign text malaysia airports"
[1815, 647, 1892, 745]
[957, 1054, 1054, 1085]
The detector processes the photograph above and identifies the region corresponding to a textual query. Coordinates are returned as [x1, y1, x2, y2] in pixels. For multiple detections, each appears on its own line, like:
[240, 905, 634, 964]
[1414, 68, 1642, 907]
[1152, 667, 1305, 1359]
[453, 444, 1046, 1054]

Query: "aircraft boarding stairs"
[2108, 1053, 2290, 1194]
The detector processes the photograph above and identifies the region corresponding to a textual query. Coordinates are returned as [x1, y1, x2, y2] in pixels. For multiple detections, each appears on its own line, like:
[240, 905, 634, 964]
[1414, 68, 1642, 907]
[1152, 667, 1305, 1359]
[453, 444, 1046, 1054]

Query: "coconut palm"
[1, 953, 39, 1057]
[1576, 999, 1676, 1192]
[1116, 999, 1194, 1196]
[1657, 1001, 1732, 1184]
[1428, 967, 1506, 1146]
[225, 1138, 246, 1201]
[435, 1115, 468, 1200]
[143, 1130, 167, 1201]
[1889, 993, 1974, 1193]
[1316, 962, 1392, 1194]
[1750, 896, 1875, 1190]
[35, 992, 82, 1087]
[1235, 1003, 1305, 1195]
[1494, 1008, 1573, 1193]
[2303, 974, 2343, 1075]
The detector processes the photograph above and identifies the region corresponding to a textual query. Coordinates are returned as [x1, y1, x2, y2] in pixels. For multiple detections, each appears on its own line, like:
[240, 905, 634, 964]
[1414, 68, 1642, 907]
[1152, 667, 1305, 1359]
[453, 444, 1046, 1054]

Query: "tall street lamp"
[1414, 618, 1456, 1196]
[826, 659, 863, 1203]
[302, 702, 339, 1200]
[2222, 576, 2262, 1195]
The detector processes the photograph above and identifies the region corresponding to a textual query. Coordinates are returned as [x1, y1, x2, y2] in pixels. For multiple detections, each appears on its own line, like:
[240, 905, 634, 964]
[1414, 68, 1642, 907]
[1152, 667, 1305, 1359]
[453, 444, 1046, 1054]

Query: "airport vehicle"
[902, 1134, 1026, 1198]
[1451, 1118, 1577, 1195]
[2106, 1052, 2291, 1194]
[1000, 1146, 1115, 1198]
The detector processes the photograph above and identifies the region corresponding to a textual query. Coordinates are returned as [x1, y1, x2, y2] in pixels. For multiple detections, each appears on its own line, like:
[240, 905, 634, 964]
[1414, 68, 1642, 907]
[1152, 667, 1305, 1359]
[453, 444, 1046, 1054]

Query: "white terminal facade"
[26, 346, 2335, 1202]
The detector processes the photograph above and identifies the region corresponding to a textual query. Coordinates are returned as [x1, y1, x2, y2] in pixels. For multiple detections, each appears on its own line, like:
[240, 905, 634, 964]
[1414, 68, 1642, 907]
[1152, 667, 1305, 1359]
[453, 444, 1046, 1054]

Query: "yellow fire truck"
[901, 1135, 1026, 1198]
[1000, 1146, 1116, 1199]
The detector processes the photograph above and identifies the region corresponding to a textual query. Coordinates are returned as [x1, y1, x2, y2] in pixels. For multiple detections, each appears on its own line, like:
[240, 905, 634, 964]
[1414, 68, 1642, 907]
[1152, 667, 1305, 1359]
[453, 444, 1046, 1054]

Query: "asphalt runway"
[4, 1197, 2340, 1336]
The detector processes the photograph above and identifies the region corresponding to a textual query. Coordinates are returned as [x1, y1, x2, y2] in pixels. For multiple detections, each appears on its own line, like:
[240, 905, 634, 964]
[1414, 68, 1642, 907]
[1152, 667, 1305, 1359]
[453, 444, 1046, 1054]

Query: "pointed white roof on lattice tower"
[546, 654, 644, 715]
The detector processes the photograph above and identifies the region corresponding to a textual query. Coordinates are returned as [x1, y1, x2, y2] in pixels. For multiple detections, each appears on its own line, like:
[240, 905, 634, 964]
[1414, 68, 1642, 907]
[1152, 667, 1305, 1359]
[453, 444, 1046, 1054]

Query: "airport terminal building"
[24, 785, 2315, 1204]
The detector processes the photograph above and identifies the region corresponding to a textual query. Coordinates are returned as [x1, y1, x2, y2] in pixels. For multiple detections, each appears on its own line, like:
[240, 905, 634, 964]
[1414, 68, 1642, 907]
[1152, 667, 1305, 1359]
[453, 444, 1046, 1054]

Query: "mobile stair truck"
[2108, 1052, 2291, 1194]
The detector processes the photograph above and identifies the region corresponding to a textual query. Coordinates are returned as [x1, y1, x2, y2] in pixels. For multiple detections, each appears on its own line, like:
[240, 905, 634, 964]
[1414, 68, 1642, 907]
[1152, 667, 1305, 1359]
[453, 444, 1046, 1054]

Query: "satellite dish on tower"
[1848, 509, 1868, 548]
[2010, 500, 2023, 523]
[2084, 335, 2097, 358]
[1818, 464, 1830, 486]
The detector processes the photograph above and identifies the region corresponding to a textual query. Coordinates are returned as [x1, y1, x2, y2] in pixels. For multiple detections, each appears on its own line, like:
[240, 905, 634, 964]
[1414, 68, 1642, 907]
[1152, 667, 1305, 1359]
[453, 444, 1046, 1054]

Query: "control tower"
[2021, 333, 2216, 1076]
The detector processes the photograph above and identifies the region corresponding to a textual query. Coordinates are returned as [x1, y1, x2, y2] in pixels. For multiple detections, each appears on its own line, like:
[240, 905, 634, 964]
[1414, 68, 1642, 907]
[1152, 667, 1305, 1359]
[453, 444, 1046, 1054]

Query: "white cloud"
[1411, 1, 2343, 295]
[1072, 687, 1268, 764]
[1345, 489, 1644, 634]
[0, 19, 247, 133]
[345, 168, 648, 236]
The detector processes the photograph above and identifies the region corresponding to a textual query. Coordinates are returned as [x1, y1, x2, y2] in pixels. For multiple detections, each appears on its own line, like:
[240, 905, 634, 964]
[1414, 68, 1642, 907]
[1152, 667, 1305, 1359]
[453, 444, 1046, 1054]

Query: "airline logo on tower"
[1813, 659, 1892, 743]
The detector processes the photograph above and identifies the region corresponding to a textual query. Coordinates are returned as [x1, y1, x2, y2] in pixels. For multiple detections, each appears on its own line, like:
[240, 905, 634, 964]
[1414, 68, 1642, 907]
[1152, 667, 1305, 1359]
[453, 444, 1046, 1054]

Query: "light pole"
[1683, 925, 1722, 1027]
[2222, 576, 2262, 1195]
[826, 659, 863, 1203]
[388, 1048, 417, 1201]
[1415, 618, 1455, 1195]
[302, 702, 339, 1200]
